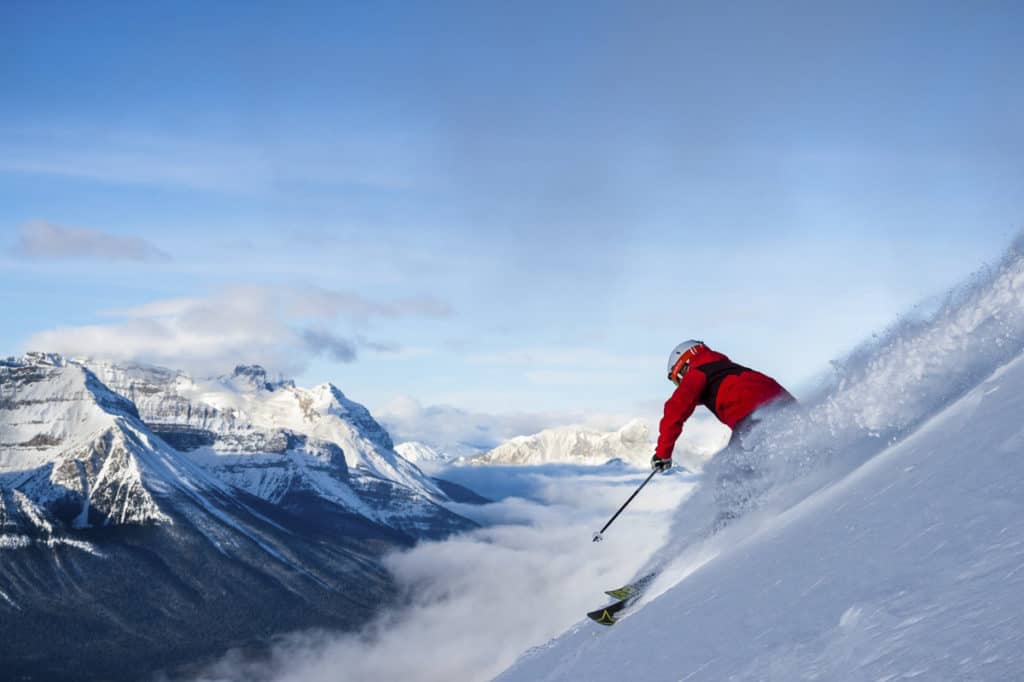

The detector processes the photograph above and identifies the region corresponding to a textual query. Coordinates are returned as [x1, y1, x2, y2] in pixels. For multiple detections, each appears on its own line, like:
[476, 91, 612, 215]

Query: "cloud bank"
[24, 286, 451, 376]
[182, 465, 698, 682]
[12, 220, 170, 262]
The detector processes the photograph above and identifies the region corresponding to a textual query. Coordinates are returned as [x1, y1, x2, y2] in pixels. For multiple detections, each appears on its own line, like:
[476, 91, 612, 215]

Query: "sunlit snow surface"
[497, 242, 1024, 680]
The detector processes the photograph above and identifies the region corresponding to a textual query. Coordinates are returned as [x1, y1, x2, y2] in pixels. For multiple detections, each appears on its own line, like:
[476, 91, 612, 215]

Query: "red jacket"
[655, 345, 792, 461]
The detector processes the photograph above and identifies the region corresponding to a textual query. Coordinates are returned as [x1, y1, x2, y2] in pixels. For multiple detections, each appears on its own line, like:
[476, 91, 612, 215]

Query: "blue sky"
[2, 1, 1022, 445]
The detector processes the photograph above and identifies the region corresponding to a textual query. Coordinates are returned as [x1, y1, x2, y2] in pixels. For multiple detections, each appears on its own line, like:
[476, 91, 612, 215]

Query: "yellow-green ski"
[588, 573, 658, 625]
[586, 599, 628, 626]
[603, 572, 657, 601]
[604, 585, 639, 600]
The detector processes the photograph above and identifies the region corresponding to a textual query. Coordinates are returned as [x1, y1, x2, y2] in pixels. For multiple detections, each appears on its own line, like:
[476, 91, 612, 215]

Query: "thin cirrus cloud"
[24, 285, 451, 376]
[11, 220, 171, 263]
[0, 128, 432, 193]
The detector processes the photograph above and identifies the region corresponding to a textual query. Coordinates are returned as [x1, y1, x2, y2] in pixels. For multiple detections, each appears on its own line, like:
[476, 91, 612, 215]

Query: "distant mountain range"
[467, 418, 719, 469]
[471, 419, 653, 466]
[0, 353, 479, 681]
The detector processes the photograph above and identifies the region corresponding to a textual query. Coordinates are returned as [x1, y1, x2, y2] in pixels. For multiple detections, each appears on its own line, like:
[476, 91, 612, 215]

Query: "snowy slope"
[394, 441, 457, 474]
[500, 349, 1024, 682]
[498, 240, 1024, 681]
[394, 440, 452, 465]
[0, 353, 204, 530]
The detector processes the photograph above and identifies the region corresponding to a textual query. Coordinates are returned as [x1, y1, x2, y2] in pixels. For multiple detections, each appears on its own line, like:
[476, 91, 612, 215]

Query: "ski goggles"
[668, 355, 690, 385]
[667, 344, 704, 385]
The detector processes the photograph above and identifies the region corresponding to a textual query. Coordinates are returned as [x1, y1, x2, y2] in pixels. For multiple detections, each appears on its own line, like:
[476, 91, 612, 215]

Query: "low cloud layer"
[24, 286, 450, 376]
[182, 465, 698, 682]
[12, 220, 171, 262]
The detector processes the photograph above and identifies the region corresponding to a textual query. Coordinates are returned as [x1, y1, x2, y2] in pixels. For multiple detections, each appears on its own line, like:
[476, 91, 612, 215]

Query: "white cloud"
[11, 220, 170, 263]
[185, 466, 699, 682]
[23, 286, 450, 376]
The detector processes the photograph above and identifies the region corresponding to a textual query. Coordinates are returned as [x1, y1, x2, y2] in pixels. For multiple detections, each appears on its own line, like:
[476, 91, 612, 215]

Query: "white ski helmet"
[666, 340, 704, 383]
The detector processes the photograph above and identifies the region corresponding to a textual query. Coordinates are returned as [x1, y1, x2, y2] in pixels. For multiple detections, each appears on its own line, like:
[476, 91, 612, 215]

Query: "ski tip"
[586, 609, 618, 626]
[586, 599, 626, 626]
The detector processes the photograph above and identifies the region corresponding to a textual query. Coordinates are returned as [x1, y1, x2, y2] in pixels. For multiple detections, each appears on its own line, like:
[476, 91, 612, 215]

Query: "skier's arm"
[654, 370, 706, 461]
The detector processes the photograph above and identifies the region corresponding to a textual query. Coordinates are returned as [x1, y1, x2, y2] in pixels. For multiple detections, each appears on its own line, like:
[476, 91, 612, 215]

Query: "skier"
[588, 340, 797, 625]
[650, 339, 794, 474]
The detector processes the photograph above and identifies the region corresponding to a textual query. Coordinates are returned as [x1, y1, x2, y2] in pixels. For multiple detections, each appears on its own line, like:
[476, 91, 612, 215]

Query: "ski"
[605, 584, 641, 600]
[586, 599, 628, 626]
[603, 572, 658, 601]
[588, 573, 658, 626]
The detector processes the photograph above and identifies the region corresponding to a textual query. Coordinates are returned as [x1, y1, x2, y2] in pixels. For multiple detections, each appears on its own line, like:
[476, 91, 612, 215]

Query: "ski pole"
[592, 469, 658, 542]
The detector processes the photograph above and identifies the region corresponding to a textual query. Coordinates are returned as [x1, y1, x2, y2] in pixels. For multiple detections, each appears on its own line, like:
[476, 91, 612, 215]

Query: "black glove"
[650, 454, 672, 473]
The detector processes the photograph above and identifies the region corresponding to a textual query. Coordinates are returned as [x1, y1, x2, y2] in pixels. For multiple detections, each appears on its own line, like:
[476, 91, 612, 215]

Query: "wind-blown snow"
[497, 238, 1024, 681]
[499, 342, 1024, 682]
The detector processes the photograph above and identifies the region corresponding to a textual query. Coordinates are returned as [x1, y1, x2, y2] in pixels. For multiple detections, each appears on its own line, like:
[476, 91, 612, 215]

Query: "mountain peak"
[229, 364, 296, 391]
[20, 351, 67, 367]
[232, 364, 269, 386]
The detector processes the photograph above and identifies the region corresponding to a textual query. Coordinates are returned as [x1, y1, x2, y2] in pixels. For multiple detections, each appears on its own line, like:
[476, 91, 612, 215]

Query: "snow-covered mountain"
[395, 440, 456, 467]
[0, 353, 173, 531]
[473, 419, 653, 467]
[391, 440, 456, 473]
[0, 354, 480, 681]
[497, 238, 1024, 681]
[83, 359, 470, 539]
[471, 418, 726, 469]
